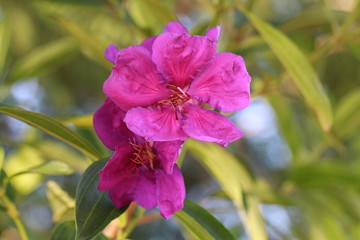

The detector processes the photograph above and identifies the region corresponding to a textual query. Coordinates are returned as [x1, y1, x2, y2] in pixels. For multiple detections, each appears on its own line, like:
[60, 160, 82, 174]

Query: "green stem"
[2, 195, 29, 240]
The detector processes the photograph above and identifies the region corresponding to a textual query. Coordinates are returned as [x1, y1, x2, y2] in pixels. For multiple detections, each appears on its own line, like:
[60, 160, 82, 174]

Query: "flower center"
[158, 84, 190, 108]
[128, 141, 156, 176]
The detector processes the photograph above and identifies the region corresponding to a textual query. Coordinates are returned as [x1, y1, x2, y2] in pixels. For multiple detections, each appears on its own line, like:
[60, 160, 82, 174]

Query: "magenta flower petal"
[93, 98, 135, 150]
[98, 144, 134, 191]
[140, 36, 157, 52]
[108, 174, 157, 210]
[104, 44, 119, 64]
[164, 21, 189, 34]
[182, 104, 243, 147]
[205, 26, 221, 42]
[104, 46, 171, 110]
[156, 165, 185, 219]
[154, 140, 184, 173]
[132, 174, 158, 209]
[188, 53, 251, 112]
[124, 106, 188, 142]
[152, 32, 217, 88]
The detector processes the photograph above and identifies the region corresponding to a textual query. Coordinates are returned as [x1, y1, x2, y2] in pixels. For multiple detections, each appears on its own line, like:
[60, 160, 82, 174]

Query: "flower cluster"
[93, 21, 251, 219]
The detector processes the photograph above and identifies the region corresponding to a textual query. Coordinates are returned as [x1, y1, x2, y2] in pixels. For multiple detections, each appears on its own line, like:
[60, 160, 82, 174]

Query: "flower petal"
[93, 98, 135, 150]
[107, 174, 157, 210]
[140, 36, 157, 52]
[153, 140, 183, 173]
[98, 144, 134, 191]
[124, 106, 188, 142]
[104, 46, 171, 110]
[132, 173, 157, 209]
[104, 44, 119, 64]
[156, 165, 185, 219]
[182, 104, 243, 146]
[164, 21, 189, 34]
[99, 144, 158, 210]
[187, 53, 251, 112]
[152, 32, 217, 88]
[205, 26, 221, 42]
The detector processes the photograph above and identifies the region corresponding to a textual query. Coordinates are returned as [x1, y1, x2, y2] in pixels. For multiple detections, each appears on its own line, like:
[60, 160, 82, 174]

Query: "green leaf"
[175, 200, 235, 240]
[29, 161, 74, 175]
[51, 221, 110, 240]
[240, 8, 333, 131]
[334, 88, 360, 139]
[128, 0, 177, 32]
[0, 13, 11, 76]
[9, 38, 79, 82]
[75, 159, 128, 240]
[188, 140, 268, 240]
[50, 221, 76, 240]
[46, 181, 75, 223]
[56, 18, 111, 69]
[0, 104, 102, 160]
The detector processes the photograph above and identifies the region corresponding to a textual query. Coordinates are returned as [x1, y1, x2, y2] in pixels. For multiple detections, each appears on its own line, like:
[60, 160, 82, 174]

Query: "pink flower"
[94, 98, 185, 219]
[104, 21, 251, 146]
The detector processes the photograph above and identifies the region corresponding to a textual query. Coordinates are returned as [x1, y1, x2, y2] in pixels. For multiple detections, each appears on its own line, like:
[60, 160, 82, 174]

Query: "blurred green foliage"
[0, 0, 360, 239]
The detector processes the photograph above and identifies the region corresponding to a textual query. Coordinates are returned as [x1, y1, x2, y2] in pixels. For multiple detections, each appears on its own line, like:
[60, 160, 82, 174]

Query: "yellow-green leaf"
[240, 8, 333, 131]
[47, 181, 75, 222]
[188, 140, 268, 240]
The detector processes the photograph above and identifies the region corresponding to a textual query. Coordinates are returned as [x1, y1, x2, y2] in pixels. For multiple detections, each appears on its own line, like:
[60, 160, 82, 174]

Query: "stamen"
[128, 141, 156, 175]
[158, 84, 190, 108]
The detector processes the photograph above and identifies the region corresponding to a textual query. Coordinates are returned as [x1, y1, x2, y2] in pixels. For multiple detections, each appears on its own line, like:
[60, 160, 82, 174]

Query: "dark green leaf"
[51, 221, 110, 240]
[0, 104, 102, 160]
[240, 8, 333, 131]
[175, 200, 236, 240]
[75, 159, 128, 240]
[50, 221, 76, 240]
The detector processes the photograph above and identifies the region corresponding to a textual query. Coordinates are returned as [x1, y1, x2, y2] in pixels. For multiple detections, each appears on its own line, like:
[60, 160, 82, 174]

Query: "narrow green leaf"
[51, 221, 110, 240]
[175, 200, 236, 240]
[75, 159, 128, 240]
[46, 181, 75, 223]
[188, 140, 268, 240]
[240, 8, 333, 131]
[334, 88, 360, 139]
[0, 104, 102, 160]
[9, 38, 79, 82]
[29, 161, 74, 175]
[56, 18, 111, 69]
[0, 14, 11, 75]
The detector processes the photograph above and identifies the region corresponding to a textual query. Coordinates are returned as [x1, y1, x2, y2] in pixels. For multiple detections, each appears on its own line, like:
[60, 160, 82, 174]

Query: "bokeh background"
[0, 0, 360, 239]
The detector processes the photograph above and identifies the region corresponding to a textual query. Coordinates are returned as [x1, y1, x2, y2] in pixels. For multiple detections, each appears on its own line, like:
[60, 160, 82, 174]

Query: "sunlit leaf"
[187, 140, 268, 240]
[0, 104, 102, 160]
[47, 181, 75, 223]
[28, 161, 74, 175]
[75, 159, 128, 240]
[4, 145, 44, 195]
[175, 200, 236, 240]
[240, 8, 333, 131]
[9, 38, 79, 83]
